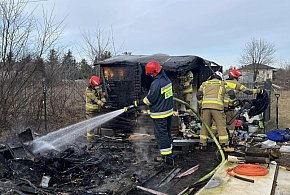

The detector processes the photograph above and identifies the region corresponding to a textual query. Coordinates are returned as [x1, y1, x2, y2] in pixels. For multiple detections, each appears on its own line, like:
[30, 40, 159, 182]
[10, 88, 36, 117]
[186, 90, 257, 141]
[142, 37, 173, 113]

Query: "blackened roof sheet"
[98, 54, 220, 72]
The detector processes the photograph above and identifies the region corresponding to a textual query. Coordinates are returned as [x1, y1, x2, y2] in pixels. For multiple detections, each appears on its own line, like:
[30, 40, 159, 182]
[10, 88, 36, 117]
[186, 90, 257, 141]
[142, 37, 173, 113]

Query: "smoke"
[131, 117, 156, 163]
[132, 140, 152, 163]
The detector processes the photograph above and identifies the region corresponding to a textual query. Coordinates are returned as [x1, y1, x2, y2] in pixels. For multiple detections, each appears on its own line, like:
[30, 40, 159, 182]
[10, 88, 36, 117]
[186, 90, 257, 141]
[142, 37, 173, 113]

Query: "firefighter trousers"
[226, 109, 235, 137]
[153, 116, 173, 156]
[200, 109, 229, 146]
[86, 112, 101, 142]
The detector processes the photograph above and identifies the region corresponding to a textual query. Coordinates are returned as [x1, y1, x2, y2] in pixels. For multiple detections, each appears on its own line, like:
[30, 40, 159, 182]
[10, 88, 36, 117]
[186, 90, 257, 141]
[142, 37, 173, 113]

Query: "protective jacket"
[85, 85, 106, 113]
[224, 78, 260, 108]
[182, 71, 194, 94]
[197, 78, 234, 111]
[143, 70, 174, 119]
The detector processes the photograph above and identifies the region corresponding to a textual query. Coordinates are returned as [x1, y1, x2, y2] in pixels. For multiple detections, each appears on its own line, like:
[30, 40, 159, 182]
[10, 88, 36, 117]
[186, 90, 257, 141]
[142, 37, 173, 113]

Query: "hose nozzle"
[123, 105, 135, 112]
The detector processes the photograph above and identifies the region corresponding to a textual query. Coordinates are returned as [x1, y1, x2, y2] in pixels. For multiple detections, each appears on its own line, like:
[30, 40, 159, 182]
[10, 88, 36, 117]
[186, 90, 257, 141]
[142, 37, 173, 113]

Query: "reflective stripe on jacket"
[182, 81, 193, 94]
[224, 78, 259, 107]
[197, 79, 229, 111]
[143, 70, 174, 119]
[85, 85, 106, 112]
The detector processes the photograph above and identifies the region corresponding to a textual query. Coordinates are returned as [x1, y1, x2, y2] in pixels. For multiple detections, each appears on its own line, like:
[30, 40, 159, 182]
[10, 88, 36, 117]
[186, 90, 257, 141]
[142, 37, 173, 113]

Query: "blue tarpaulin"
[266, 129, 290, 142]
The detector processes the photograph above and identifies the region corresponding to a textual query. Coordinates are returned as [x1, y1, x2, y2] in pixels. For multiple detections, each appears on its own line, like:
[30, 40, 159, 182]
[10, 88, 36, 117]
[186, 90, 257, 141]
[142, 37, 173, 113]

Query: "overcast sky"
[30, 0, 290, 69]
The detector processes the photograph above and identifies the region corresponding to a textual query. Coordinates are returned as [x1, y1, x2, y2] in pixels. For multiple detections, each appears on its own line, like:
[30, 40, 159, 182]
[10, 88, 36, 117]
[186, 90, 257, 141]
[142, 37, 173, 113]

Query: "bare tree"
[274, 59, 290, 89]
[35, 6, 64, 58]
[81, 27, 117, 65]
[240, 38, 276, 82]
[0, 0, 64, 135]
[0, 0, 34, 132]
[0, 0, 34, 63]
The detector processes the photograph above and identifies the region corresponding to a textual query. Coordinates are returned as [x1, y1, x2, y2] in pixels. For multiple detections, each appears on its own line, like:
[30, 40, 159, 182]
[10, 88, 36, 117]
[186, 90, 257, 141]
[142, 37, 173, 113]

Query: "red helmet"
[145, 61, 163, 77]
[229, 69, 242, 79]
[90, 76, 101, 87]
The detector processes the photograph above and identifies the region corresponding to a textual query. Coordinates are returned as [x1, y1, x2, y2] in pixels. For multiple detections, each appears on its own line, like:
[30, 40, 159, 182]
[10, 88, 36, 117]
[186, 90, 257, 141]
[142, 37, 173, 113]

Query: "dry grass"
[270, 90, 290, 129]
[0, 81, 87, 141]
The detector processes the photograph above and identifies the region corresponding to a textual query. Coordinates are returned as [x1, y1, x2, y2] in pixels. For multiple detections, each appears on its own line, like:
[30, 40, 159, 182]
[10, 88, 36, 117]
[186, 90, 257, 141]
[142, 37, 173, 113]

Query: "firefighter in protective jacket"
[197, 71, 235, 151]
[224, 68, 262, 136]
[85, 75, 109, 142]
[143, 61, 174, 166]
[182, 71, 195, 108]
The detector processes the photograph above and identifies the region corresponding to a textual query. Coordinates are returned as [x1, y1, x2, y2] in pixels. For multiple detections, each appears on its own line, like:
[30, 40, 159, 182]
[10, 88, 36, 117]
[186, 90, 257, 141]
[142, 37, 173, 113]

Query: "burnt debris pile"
[0, 139, 165, 194]
[0, 129, 221, 195]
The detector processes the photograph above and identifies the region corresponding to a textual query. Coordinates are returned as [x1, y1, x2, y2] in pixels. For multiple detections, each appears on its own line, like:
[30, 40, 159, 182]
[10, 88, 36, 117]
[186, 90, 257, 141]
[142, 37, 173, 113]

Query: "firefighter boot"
[86, 129, 95, 143]
[164, 154, 175, 166]
[196, 143, 207, 151]
[154, 155, 164, 162]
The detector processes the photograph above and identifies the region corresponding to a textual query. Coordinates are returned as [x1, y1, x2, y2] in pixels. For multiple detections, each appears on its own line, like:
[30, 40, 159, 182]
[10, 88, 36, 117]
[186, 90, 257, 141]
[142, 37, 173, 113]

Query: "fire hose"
[173, 97, 225, 195]
[227, 164, 268, 183]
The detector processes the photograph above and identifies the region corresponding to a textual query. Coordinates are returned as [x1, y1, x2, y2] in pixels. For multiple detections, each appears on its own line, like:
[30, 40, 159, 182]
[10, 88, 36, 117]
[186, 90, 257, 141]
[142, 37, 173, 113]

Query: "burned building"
[97, 54, 222, 134]
[98, 54, 221, 109]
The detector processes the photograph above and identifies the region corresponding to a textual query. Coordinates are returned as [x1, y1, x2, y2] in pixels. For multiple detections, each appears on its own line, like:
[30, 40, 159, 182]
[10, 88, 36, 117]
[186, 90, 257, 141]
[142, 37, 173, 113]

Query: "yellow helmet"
[186, 71, 193, 79]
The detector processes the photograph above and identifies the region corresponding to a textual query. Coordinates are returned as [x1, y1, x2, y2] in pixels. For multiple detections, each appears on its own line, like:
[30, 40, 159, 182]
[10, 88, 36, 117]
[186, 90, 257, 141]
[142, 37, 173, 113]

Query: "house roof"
[98, 54, 221, 72]
[240, 63, 275, 70]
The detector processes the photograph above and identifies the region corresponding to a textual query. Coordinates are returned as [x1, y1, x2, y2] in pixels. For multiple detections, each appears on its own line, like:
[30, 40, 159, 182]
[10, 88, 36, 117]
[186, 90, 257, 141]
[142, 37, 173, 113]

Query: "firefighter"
[182, 71, 195, 109]
[143, 61, 174, 166]
[225, 68, 262, 137]
[197, 71, 235, 151]
[85, 75, 110, 142]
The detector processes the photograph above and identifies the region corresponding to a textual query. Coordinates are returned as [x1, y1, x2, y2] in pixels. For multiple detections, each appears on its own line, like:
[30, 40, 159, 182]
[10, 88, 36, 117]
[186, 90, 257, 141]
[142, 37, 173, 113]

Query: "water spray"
[32, 108, 127, 154]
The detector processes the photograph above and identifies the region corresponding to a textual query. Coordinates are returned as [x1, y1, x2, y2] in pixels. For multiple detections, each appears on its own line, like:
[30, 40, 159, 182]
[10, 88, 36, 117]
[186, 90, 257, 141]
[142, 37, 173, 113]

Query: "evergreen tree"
[79, 58, 94, 79]
[46, 49, 60, 85]
[94, 50, 112, 64]
[61, 50, 78, 80]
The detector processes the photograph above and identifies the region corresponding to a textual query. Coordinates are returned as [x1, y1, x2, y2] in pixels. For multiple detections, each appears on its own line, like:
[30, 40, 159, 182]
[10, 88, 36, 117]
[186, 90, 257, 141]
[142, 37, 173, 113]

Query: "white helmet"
[214, 71, 224, 80]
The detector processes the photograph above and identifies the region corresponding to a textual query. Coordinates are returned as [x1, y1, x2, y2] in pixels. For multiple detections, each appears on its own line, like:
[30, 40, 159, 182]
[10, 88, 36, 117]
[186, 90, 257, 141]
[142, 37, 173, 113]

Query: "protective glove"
[232, 99, 241, 107]
[133, 99, 146, 107]
[196, 91, 203, 101]
[123, 107, 128, 112]
[228, 89, 236, 100]
[104, 105, 112, 109]
[133, 100, 138, 107]
[224, 107, 229, 112]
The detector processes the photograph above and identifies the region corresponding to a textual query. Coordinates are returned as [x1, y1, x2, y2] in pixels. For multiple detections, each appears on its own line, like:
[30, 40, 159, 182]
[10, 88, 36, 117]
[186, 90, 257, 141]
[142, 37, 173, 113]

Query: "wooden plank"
[196, 161, 277, 195]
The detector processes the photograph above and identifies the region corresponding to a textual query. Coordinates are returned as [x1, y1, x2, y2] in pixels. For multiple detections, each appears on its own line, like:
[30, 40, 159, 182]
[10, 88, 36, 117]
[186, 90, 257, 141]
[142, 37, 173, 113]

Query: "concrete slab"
[275, 166, 290, 195]
[196, 161, 277, 195]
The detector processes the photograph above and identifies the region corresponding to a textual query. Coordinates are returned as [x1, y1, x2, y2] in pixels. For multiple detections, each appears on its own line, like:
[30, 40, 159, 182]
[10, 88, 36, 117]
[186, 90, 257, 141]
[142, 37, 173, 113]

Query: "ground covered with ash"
[0, 136, 220, 195]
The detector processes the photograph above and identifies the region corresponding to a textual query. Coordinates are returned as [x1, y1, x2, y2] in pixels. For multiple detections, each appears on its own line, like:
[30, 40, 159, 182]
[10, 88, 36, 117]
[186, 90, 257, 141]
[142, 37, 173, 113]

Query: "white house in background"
[239, 64, 276, 83]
